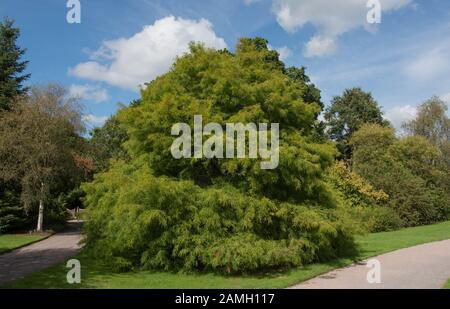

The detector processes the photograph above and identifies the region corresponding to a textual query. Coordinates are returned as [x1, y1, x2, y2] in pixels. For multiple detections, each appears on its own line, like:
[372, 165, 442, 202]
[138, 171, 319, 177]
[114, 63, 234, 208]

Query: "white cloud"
[69, 84, 110, 103]
[268, 44, 292, 61]
[269, 0, 413, 57]
[384, 104, 417, 129]
[404, 47, 450, 81]
[303, 35, 337, 58]
[69, 16, 227, 91]
[82, 114, 108, 127]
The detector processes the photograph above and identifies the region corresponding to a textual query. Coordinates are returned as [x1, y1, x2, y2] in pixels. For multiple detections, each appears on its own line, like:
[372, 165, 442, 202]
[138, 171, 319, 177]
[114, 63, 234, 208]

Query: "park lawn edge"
[0, 233, 53, 255]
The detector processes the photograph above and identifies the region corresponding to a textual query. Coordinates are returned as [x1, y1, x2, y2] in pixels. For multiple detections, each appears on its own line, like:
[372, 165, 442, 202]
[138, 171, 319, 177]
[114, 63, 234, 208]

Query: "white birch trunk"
[36, 182, 44, 232]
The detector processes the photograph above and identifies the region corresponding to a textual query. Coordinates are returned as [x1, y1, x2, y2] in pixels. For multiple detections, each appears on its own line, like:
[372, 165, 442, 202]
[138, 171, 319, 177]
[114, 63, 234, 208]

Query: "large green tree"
[83, 39, 355, 274]
[325, 87, 389, 159]
[0, 18, 30, 111]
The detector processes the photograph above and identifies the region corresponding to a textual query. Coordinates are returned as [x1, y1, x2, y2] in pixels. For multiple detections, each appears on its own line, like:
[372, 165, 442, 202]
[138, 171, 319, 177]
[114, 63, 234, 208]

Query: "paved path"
[291, 239, 450, 289]
[0, 222, 83, 286]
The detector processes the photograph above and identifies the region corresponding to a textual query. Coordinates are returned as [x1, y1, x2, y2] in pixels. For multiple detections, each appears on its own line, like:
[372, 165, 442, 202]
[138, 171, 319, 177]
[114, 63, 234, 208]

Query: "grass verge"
[5, 220, 450, 289]
[0, 234, 49, 255]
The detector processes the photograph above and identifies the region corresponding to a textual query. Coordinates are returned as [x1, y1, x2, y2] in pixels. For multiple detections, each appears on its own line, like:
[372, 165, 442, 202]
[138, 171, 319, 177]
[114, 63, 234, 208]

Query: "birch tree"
[0, 84, 84, 231]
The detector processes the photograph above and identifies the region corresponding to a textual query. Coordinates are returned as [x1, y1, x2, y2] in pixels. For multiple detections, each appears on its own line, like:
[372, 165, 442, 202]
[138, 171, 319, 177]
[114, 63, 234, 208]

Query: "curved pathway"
[291, 239, 450, 289]
[0, 222, 83, 286]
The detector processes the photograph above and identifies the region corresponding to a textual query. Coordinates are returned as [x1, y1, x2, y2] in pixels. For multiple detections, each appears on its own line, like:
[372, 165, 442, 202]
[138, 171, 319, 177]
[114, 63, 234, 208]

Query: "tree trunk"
[36, 182, 44, 232]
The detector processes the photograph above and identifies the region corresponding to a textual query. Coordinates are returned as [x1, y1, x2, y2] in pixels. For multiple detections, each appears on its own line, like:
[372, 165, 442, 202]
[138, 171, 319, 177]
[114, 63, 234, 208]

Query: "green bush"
[338, 204, 403, 233]
[326, 161, 403, 232]
[83, 161, 355, 274]
[327, 161, 388, 207]
[0, 188, 28, 233]
[351, 124, 450, 227]
[45, 195, 69, 226]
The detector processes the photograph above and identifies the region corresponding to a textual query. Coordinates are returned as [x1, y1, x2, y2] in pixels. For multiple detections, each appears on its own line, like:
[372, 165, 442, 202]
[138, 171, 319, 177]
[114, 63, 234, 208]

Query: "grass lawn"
[443, 279, 450, 289]
[5, 220, 450, 289]
[0, 234, 48, 254]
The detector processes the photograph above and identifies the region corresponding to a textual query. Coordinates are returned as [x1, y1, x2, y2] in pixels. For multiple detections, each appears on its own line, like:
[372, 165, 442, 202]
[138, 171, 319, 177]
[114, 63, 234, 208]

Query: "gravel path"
[0, 222, 83, 286]
[291, 239, 450, 289]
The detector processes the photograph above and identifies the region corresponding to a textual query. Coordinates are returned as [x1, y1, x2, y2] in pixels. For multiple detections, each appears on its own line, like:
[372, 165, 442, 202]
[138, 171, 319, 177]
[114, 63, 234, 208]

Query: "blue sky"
[2, 0, 450, 130]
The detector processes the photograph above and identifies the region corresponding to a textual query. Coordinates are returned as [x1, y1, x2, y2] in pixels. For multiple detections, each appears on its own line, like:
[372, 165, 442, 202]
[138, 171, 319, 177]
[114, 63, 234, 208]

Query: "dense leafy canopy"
[88, 115, 129, 171]
[351, 124, 450, 226]
[83, 38, 355, 273]
[325, 87, 388, 159]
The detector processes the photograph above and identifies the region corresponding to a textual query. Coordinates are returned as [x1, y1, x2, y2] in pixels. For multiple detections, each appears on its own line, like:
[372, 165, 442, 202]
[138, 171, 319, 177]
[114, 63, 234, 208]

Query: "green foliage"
[83, 161, 354, 274]
[324, 87, 389, 159]
[351, 124, 450, 227]
[89, 116, 129, 171]
[0, 18, 30, 111]
[328, 161, 388, 207]
[326, 161, 402, 233]
[119, 39, 332, 204]
[285, 66, 326, 142]
[0, 186, 28, 233]
[402, 96, 450, 195]
[0, 84, 87, 231]
[83, 38, 356, 274]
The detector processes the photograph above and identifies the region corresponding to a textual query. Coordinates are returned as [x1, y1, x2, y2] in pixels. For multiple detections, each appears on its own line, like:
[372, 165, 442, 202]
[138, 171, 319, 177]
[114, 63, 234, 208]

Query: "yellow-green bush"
[83, 161, 355, 274]
[326, 161, 403, 232]
[82, 38, 357, 274]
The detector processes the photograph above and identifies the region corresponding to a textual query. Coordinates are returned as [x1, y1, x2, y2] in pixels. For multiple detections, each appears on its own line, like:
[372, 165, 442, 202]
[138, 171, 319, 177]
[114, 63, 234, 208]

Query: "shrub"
[83, 161, 355, 274]
[0, 188, 28, 233]
[326, 161, 402, 232]
[327, 161, 388, 207]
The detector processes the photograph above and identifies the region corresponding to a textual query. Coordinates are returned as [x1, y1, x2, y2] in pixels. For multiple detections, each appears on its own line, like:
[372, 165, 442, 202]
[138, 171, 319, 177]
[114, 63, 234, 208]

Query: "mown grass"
[5, 220, 450, 289]
[0, 234, 48, 254]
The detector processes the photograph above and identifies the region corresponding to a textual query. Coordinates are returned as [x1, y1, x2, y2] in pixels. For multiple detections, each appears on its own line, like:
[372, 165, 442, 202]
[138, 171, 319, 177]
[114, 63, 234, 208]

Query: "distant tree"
[285, 66, 326, 141]
[351, 124, 450, 226]
[325, 87, 389, 160]
[403, 96, 450, 189]
[391, 136, 447, 187]
[285, 66, 323, 110]
[0, 85, 85, 231]
[403, 96, 450, 144]
[0, 18, 30, 111]
[89, 115, 129, 171]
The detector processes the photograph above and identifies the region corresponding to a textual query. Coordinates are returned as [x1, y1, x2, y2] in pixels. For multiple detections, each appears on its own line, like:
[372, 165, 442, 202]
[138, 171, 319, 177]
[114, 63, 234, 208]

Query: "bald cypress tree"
[0, 18, 30, 111]
[82, 39, 356, 274]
